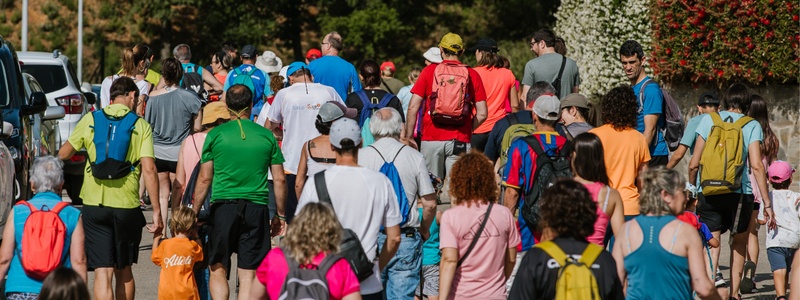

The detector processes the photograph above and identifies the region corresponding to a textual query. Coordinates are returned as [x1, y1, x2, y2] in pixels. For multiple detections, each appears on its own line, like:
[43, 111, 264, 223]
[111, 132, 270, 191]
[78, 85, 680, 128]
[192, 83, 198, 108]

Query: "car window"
[20, 64, 67, 94]
[26, 75, 43, 93]
[67, 61, 81, 87]
[0, 59, 9, 108]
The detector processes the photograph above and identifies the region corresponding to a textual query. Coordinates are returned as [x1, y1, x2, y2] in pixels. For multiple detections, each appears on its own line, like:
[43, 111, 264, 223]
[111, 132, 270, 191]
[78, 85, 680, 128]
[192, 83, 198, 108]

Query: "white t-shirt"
[100, 75, 151, 108]
[297, 165, 403, 295]
[358, 137, 435, 228]
[767, 190, 800, 249]
[266, 82, 343, 174]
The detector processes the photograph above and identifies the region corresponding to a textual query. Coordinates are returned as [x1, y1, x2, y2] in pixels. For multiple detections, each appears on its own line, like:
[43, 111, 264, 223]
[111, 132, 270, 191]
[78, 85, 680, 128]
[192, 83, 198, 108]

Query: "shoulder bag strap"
[368, 145, 387, 162]
[381, 79, 395, 95]
[556, 56, 567, 85]
[508, 113, 519, 126]
[391, 145, 406, 163]
[457, 202, 494, 267]
[314, 171, 333, 210]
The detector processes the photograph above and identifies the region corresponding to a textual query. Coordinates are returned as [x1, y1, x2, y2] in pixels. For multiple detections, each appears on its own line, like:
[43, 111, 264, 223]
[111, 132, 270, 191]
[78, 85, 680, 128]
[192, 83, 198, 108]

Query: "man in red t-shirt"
[403, 32, 488, 196]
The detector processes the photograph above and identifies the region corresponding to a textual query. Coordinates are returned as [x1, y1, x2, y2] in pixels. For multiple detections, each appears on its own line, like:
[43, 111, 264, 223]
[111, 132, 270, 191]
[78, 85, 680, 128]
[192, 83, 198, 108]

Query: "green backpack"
[498, 114, 536, 174]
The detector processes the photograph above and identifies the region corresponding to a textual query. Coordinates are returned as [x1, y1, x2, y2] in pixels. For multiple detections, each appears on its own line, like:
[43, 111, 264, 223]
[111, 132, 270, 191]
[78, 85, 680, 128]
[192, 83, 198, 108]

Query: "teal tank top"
[624, 215, 691, 300]
[419, 208, 440, 265]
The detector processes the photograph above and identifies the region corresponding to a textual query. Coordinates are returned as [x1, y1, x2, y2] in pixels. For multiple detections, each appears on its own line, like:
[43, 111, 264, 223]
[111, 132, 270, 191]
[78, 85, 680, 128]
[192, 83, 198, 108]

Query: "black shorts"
[155, 159, 178, 173]
[649, 155, 669, 167]
[470, 132, 490, 153]
[82, 205, 146, 269]
[207, 200, 272, 270]
[697, 193, 754, 234]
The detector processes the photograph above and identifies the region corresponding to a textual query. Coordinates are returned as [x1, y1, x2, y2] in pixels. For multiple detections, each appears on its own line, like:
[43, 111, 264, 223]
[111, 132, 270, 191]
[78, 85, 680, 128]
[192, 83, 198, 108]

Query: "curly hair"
[284, 202, 342, 265]
[539, 178, 597, 240]
[448, 152, 498, 207]
[601, 85, 638, 130]
[270, 74, 285, 94]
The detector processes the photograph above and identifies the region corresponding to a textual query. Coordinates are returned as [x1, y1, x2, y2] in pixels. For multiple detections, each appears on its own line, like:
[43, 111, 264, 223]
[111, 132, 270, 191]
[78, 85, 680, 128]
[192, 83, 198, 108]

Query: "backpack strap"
[457, 202, 493, 267]
[733, 116, 755, 129]
[246, 67, 258, 76]
[708, 112, 723, 126]
[281, 247, 301, 269]
[16, 201, 37, 212]
[637, 79, 655, 114]
[378, 93, 394, 108]
[579, 243, 603, 265]
[534, 241, 568, 266]
[314, 171, 333, 210]
[391, 145, 406, 163]
[355, 90, 370, 107]
[368, 145, 387, 162]
[50, 202, 71, 214]
[521, 135, 547, 157]
[508, 113, 519, 126]
[316, 253, 344, 274]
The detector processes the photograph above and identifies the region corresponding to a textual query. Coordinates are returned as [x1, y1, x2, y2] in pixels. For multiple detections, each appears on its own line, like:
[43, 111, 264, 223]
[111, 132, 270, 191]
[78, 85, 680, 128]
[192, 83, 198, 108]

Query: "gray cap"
[329, 118, 362, 148]
[560, 93, 589, 109]
[319, 101, 358, 123]
[532, 94, 561, 120]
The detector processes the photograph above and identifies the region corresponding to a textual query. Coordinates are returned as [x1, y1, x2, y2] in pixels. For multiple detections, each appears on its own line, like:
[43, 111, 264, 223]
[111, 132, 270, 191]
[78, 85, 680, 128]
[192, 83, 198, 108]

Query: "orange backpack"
[17, 201, 70, 280]
[428, 62, 472, 125]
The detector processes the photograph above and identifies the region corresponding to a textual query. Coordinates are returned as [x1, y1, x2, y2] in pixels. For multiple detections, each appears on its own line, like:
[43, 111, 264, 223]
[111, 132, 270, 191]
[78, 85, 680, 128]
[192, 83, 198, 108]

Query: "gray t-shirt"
[565, 122, 594, 138]
[144, 88, 202, 161]
[358, 137, 435, 228]
[522, 53, 581, 99]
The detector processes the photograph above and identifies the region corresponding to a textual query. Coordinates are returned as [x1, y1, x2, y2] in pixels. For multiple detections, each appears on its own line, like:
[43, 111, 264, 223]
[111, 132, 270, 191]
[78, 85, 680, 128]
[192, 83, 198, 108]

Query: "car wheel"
[65, 175, 83, 205]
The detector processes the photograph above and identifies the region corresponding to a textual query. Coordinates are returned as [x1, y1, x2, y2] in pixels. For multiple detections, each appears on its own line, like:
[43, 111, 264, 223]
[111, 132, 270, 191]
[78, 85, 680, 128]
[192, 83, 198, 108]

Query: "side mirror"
[0, 122, 12, 141]
[43, 106, 65, 120]
[84, 92, 97, 105]
[22, 92, 47, 115]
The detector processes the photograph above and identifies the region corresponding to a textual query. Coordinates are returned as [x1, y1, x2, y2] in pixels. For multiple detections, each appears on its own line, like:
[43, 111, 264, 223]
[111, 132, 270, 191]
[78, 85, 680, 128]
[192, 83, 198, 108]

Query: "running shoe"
[140, 198, 147, 210]
[741, 260, 756, 293]
[715, 273, 726, 288]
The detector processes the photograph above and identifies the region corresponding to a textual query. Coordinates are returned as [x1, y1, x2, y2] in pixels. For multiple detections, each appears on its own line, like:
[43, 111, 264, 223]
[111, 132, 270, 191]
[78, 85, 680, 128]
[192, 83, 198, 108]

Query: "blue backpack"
[355, 90, 393, 148]
[89, 110, 140, 179]
[369, 145, 411, 227]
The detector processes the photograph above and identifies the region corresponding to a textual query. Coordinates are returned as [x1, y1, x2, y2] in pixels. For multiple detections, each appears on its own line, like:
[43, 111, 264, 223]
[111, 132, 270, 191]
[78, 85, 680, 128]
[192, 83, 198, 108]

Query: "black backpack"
[519, 136, 572, 231]
[314, 171, 375, 282]
[278, 248, 344, 300]
[180, 63, 208, 102]
[180, 136, 211, 222]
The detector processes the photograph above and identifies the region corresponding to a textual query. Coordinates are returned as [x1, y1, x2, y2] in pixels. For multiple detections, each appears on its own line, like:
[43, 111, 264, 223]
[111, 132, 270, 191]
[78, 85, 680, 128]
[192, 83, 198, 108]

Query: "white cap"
[278, 66, 290, 84]
[423, 47, 443, 64]
[532, 94, 561, 120]
[329, 118, 362, 148]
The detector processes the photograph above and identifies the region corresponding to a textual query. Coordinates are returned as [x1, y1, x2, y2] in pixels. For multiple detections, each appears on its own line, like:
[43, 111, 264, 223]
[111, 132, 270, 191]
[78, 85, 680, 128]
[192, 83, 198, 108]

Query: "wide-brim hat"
[255, 51, 282, 73]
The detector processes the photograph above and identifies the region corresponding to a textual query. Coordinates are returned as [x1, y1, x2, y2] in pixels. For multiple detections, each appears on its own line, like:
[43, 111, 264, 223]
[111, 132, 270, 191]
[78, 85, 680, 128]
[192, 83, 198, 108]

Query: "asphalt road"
[62, 192, 781, 300]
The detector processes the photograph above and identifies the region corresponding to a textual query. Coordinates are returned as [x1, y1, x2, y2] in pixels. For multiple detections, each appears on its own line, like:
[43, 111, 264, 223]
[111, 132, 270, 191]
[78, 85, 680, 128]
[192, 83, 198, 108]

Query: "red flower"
[680, 60, 687, 66]
[794, 15, 799, 21]
[750, 21, 758, 27]
[768, 72, 774, 76]
[748, 44, 755, 49]
[682, 25, 688, 30]
[702, 40, 710, 47]
[692, 33, 699, 39]
[745, 37, 752, 43]
[717, 70, 724, 77]
[761, 18, 770, 25]
[666, 48, 672, 54]
[766, 31, 774, 39]
[763, 62, 769, 67]
[794, 43, 799, 48]
[699, 25, 707, 30]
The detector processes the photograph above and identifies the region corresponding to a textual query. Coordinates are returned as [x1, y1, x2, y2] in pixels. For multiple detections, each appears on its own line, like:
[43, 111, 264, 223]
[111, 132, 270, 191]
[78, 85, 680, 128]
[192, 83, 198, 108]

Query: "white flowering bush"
[554, 0, 653, 98]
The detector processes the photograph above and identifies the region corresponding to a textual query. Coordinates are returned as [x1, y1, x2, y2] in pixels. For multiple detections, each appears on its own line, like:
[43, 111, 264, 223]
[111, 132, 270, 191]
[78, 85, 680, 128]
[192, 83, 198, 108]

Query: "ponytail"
[121, 44, 150, 76]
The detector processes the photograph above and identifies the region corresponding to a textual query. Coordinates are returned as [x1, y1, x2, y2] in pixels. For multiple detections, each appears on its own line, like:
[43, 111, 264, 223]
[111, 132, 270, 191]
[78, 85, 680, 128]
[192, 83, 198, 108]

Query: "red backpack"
[428, 62, 472, 125]
[17, 201, 70, 280]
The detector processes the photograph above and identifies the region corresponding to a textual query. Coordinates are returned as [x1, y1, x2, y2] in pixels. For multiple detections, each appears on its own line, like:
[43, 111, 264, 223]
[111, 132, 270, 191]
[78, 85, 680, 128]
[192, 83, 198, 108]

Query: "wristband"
[764, 205, 772, 209]
[277, 215, 286, 220]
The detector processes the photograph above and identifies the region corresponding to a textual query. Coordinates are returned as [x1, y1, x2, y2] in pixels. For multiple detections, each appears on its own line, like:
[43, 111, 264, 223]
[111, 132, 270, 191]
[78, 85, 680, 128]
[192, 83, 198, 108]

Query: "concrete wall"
[666, 82, 800, 192]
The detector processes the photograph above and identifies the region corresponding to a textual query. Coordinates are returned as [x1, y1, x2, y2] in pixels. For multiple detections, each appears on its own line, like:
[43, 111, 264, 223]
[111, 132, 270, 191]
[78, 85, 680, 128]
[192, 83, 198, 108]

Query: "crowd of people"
[0, 26, 795, 300]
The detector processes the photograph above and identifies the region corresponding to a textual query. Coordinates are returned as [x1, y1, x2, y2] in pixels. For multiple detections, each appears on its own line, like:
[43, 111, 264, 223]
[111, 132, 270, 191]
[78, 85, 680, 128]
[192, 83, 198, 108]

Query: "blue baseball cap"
[286, 61, 309, 78]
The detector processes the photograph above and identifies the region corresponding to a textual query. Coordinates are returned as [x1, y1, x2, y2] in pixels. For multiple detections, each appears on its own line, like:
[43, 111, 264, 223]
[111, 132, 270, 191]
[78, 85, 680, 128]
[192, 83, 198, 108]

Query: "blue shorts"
[767, 247, 797, 272]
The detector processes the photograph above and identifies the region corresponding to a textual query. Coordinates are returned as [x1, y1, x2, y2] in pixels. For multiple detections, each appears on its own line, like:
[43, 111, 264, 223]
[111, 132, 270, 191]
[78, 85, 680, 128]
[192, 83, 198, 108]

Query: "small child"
[765, 161, 799, 300]
[416, 208, 443, 300]
[152, 206, 204, 300]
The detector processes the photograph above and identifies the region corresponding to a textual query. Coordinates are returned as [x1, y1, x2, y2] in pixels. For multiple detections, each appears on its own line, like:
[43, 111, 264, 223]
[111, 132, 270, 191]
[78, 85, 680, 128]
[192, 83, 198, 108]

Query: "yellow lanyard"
[229, 108, 249, 140]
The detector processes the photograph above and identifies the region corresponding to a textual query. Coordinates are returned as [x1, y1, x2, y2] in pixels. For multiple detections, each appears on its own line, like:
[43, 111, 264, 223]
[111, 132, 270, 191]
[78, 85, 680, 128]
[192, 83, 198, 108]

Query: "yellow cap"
[438, 33, 464, 53]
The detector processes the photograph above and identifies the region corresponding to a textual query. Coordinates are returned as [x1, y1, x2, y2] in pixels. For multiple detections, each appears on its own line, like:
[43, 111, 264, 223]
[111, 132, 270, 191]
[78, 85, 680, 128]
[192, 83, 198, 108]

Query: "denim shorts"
[767, 247, 797, 272]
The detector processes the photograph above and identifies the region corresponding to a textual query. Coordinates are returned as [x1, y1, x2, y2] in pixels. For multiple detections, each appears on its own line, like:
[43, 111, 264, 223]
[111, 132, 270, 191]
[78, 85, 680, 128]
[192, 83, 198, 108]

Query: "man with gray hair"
[484, 81, 557, 163]
[0, 156, 86, 298]
[358, 108, 437, 299]
[156, 44, 223, 96]
[308, 31, 362, 100]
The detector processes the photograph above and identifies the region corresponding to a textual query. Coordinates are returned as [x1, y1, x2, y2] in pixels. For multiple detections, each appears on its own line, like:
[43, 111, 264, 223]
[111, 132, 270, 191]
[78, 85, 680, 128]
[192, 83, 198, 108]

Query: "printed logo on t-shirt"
[163, 254, 194, 268]
[291, 103, 322, 111]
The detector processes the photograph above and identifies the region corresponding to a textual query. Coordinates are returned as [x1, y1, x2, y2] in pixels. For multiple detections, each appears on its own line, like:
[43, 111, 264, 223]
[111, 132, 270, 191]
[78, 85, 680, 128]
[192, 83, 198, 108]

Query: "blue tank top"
[419, 208, 440, 265]
[624, 215, 691, 300]
[6, 192, 81, 294]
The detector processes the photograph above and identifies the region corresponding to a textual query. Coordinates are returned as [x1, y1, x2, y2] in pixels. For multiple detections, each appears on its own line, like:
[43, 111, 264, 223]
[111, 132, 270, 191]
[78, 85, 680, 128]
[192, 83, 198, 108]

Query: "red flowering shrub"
[650, 0, 799, 85]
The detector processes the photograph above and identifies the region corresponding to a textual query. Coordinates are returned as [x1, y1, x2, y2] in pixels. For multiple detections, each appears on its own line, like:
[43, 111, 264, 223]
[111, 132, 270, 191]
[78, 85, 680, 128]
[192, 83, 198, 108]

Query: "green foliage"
[1, 0, 13, 7]
[0, 12, 6, 23]
[651, 0, 800, 85]
[42, 2, 60, 20]
[0, 25, 12, 38]
[319, 1, 413, 60]
[59, 0, 77, 12]
[11, 8, 21, 24]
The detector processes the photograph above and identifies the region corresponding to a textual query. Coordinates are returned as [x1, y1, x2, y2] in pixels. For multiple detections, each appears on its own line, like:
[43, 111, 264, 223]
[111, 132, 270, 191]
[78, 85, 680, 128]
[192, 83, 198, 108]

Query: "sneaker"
[715, 273, 726, 288]
[139, 199, 147, 210]
[751, 278, 758, 293]
[741, 260, 756, 293]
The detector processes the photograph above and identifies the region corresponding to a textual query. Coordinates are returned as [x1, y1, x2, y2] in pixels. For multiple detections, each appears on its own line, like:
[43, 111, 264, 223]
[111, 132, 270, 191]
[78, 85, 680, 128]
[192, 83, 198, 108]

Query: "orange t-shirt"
[151, 237, 204, 300]
[473, 66, 516, 134]
[589, 124, 651, 215]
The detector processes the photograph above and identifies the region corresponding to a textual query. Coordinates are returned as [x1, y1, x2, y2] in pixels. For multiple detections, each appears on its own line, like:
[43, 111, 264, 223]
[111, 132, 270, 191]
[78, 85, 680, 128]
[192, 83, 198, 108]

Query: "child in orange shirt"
[152, 206, 204, 300]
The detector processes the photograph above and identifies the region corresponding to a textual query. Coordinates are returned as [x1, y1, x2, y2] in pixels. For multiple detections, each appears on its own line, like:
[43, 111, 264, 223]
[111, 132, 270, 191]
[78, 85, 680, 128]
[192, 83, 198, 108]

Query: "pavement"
[60, 191, 781, 300]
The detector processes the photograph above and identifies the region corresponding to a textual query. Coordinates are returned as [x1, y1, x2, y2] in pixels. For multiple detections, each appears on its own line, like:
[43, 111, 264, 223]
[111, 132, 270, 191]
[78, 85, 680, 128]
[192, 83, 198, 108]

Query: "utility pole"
[78, 0, 83, 81]
[21, 0, 27, 51]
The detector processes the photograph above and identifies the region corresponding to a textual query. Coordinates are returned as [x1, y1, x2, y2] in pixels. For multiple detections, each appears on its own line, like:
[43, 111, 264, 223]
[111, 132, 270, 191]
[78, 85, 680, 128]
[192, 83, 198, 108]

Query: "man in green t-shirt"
[58, 77, 161, 300]
[193, 84, 288, 300]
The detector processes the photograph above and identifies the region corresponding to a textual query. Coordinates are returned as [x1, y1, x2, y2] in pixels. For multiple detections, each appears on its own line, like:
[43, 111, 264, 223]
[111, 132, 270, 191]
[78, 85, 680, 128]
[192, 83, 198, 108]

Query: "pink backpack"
[428, 62, 472, 125]
[17, 201, 70, 280]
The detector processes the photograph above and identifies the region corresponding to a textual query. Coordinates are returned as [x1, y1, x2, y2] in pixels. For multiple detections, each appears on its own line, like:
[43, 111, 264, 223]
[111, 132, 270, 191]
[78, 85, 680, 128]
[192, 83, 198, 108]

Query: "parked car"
[0, 37, 49, 200]
[0, 120, 15, 239]
[18, 50, 96, 204]
[22, 73, 64, 158]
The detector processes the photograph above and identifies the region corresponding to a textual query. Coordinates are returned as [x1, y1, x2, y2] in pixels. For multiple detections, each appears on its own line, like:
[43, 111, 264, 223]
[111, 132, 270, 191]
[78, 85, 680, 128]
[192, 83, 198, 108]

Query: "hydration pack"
[355, 90, 393, 148]
[89, 110, 140, 179]
[181, 63, 208, 102]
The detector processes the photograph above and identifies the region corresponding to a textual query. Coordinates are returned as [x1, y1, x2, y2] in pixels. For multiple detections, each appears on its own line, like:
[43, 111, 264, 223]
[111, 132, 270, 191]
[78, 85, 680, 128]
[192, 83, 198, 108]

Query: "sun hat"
[423, 47, 443, 63]
[255, 51, 282, 73]
[202, 102, 230, 125]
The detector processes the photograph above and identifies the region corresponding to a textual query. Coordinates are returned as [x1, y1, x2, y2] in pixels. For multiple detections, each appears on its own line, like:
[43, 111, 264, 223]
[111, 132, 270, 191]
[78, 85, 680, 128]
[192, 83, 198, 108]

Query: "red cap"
[380, 61, 395, 71]
[306, 49, 322, 59]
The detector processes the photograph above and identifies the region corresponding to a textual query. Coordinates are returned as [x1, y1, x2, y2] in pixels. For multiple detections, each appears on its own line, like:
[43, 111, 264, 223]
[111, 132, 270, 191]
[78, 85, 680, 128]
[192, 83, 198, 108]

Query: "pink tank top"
[584, 182, 611, 245]
[181, 133, 207, 193]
